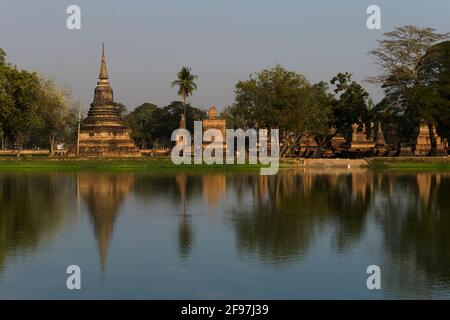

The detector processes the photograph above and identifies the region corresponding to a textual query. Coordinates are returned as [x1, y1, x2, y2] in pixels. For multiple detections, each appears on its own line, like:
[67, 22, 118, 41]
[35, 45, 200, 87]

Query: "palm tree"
[171, 67, 198, 126]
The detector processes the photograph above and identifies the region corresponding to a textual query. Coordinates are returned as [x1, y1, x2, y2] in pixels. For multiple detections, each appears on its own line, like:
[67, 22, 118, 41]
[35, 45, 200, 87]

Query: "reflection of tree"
[229, 169, 450, 295]
[229, 168, 450, 297]
[77, 173, 133, 273]
[134, 173, 228, 260]
[132, 173, 202, 260]
[327, 173, 373, 251]
[178, 216, 193, 259]
[374, 172, 450, 296]
[134, 173, 201, 203]
[228, 170, 374, 265]
[175, 174, 193, 259]
[0, 173, 71, 273]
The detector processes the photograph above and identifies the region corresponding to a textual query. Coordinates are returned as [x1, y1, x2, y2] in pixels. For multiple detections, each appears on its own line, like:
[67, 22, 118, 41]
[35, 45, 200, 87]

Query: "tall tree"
[0, 47, 77, 152]
[127, 101, 206, 148]
[330, 72, 374, 142]
[115, 102, 128, 117]
[421, 41, 450, 138]
[0, 48, 12, 149]
[36, 78, 74, 155]
[126, 103, 158, 148]
[6, 69, 42, 150]
[171, 67, 198, 127]
[228, 65, 332, 157]
[370, 26, 449, 155]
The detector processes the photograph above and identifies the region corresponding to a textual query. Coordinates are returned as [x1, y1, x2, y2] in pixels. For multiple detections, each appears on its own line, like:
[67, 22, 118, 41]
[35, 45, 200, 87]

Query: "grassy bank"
[1, 156, 450, 172]
[0, 157, 272, 172]
[368, 157, 450, 170]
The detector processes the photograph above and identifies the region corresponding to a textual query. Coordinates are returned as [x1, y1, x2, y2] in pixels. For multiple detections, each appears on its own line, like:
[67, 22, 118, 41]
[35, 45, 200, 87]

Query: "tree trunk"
[280, 131, 305, 158]
[49, 132, 56, 157]
[324, 131, 338, 149]
[16, 136, 24, 158]
[426, 122, 437, 157]
[183, 95, 187, 130]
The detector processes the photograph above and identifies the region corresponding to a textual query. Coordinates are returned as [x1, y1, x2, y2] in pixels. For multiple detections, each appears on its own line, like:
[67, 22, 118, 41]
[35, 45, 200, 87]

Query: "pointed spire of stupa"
[99, 43, 109, 80]
[376, 122, 386, 146]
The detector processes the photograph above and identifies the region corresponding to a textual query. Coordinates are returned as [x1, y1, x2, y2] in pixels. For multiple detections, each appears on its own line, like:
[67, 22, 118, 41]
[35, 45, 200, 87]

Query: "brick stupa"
[78, 45, 141, 157]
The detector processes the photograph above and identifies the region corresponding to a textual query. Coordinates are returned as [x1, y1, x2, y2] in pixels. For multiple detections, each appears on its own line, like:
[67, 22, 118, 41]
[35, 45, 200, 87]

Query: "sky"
[0, 0, 449, 113]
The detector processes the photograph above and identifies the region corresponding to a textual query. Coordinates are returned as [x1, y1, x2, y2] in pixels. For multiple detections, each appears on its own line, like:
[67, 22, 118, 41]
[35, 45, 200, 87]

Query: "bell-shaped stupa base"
[78, 44, 141, 158]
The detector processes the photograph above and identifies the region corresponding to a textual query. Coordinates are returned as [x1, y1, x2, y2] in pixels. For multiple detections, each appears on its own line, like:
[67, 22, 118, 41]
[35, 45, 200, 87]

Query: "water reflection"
[0, 173, 72, 274]
[202, 174, 226, 214]
[175, 174, 193, 259]
[227, 169, 374, 264]
[373, 173, 450, 296]
[77, 173, 134, 272]
[1, 169, 450, 297]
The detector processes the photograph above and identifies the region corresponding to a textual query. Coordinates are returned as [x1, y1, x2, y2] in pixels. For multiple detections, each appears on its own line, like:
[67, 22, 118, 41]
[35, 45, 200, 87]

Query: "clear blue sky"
[1, 0, 449, 112]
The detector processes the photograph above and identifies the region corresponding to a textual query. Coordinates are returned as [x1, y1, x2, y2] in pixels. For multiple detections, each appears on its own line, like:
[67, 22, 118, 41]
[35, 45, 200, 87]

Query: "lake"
[0, 169, 449, 299]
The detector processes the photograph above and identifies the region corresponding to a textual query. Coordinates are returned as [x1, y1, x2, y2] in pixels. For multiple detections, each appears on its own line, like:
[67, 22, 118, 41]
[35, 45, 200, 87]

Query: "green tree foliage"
[126, 103, 158, 148]
[226, 65, 332, 156]
[115, 102, 128, 117]
[126, 101, 206, 148]
[370, 26, 450, 154]
[1, 66, 42, 149]
[330, 72, 374, 141]
[171, 67, 198, 124]
[0, 49, 12, 148]
[0, 48, 76, 151]
[422, 41, 450, 138]
[0, 173, 70, 270]
[35, 78, 75, 155]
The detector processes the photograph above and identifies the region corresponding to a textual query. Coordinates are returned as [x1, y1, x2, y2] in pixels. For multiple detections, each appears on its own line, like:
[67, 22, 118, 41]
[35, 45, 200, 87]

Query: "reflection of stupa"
[417, 173, 441, 205]
[352, 172, 374, 201]
[202, 174, 226, 212]
[77, 173, 134, 272]
[78, 45, 141, 157]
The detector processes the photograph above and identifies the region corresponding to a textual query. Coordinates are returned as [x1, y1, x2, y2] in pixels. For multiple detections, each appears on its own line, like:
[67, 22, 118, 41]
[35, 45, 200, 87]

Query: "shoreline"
[0, 156, 449, 171]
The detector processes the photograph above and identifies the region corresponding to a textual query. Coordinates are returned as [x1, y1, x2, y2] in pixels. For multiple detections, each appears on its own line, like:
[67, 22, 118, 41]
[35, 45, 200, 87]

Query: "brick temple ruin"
[72, 46, 447, 159]
[411, 121, 447, 156]
[77, 45, 141, 158]
[202, 106, 226, 151]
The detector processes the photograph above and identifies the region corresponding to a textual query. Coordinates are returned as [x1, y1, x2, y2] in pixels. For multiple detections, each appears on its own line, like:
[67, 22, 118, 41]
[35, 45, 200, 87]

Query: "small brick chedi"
[412, 121, 447, 156]
[202, 106, 227, 151]
[78, 45, 141, 157]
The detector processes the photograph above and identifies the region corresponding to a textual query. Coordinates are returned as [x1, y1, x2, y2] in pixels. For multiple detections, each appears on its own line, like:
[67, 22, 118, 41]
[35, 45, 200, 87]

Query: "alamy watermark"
[66, 5, 81, 30]
[66, 265, 81, 290]
[366, 5, 381, 30]
[65, 4, 382, 32]
[366, 265, 381, 290]
[171, 122, 280, 176]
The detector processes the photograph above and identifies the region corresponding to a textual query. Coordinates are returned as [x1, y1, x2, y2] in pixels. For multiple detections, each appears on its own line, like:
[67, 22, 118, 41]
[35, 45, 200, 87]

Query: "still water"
[0, 169, 450, 299]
